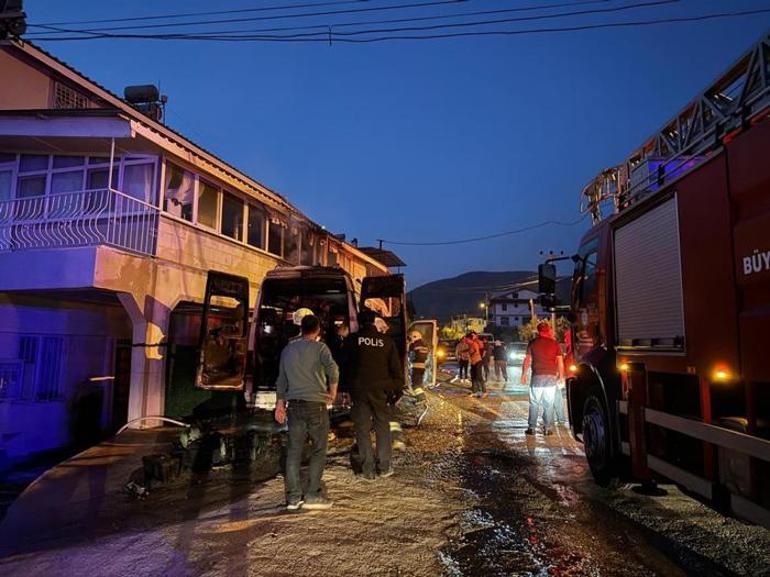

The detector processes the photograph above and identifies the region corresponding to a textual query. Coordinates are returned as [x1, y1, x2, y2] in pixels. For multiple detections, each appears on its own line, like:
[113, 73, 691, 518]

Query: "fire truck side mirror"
[538, 263, 557, 295]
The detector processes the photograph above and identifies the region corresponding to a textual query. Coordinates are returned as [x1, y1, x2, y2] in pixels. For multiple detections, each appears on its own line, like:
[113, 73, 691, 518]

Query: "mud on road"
[1, 374, 769, 577]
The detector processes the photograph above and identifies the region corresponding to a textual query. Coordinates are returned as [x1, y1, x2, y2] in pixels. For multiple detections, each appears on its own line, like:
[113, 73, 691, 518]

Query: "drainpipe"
[108, 137, 115, 190]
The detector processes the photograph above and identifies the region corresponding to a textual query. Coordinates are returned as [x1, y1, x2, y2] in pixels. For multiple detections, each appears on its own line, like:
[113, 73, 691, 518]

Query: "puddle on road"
[439, 450, 597, 577]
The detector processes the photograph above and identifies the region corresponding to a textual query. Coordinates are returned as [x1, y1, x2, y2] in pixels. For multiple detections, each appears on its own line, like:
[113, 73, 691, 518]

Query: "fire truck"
[541, 33, 770, 526]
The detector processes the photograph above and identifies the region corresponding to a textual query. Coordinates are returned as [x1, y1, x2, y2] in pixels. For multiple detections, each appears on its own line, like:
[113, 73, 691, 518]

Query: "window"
[502, 303, 508, 312]
[122, 163, 156, 204]
[247, 204, 265, 249]
[284, 227, 299, 264]
[327, 247, 338, 267]
[221, 192, 244, 241]
[11, 336, 65, 401]
[17, 175, 46, 198]
[0, 169, 11, 201]
[501, 316, 509, 326]
[87, 166, 118, 190]
[197, 180, 219, 229]
[53, 156, 84, 169]
[51, 170, 84, 194]
[36, 337, 64, 401]
[19, 154, 48, 172]
[164, 163, 194, 221]
[300, 231, 314, 266]
[0, 361, 24, 399]
[268, 220, 284, 257]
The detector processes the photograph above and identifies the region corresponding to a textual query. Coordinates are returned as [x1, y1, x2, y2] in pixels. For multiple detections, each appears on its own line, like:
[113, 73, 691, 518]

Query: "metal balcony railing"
[0, 188, 159, 256]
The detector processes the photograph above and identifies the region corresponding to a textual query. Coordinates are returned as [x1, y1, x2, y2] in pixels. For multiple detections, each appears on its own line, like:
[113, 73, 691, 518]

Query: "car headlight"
[508, 352, 516, 360]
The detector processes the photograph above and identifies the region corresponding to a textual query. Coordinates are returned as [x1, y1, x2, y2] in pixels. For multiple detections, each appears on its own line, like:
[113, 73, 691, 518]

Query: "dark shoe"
[286, 499, 304, 511]
[525, 428, 535, 435]
[379, 467, 394, 478]
[303, 495, 334, 510]
[544, 429, 555, 436]
[358, 471, 376, 482]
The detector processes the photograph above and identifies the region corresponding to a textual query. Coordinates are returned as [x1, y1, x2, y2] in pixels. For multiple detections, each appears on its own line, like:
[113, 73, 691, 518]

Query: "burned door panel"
[196, 272, 250, 391]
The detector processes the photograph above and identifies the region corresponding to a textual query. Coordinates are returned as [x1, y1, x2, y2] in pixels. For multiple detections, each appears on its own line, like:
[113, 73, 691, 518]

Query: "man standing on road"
[346, 310, 404, 480]
[468, 332, 487, 398]
[455, 337, 471, 383]
[521, 322, 564, 436]
[493, 340, 508, 383]
[275, 314, 339, 511]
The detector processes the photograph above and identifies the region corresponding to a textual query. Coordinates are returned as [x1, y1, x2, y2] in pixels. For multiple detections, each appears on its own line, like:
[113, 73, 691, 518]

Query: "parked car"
[506, 342, 528, 365]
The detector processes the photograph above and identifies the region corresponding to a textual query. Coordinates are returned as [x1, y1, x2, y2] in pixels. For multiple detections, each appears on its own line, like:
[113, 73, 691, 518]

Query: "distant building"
[488, 282, 545, 329]
[0, 39, 391, 469]
[447, 315, 486, 336]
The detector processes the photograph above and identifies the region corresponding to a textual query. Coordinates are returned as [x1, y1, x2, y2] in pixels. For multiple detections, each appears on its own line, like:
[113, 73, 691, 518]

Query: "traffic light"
[0, 1, 26, 40]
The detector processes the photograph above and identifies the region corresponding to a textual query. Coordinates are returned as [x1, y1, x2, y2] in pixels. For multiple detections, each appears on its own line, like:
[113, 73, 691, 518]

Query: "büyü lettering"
[742, 249, 770, 276]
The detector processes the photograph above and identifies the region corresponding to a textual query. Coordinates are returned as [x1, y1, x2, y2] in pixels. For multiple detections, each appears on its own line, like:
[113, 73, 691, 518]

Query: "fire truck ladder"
[581, 32, 770, 224]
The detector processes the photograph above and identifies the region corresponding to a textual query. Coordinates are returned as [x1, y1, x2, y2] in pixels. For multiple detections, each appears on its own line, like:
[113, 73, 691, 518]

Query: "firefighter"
[407, 330, 429, 403]
[345, 309, 404, 480]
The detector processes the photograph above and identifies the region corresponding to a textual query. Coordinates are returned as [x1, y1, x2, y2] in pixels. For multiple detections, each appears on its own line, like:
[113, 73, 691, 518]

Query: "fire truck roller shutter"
[614, 196, 685, 350]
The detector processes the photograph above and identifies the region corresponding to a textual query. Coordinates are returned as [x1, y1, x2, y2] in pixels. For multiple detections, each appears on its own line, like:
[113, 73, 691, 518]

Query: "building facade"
[0, 39, 389, 468]
[488, 285, 544, 329]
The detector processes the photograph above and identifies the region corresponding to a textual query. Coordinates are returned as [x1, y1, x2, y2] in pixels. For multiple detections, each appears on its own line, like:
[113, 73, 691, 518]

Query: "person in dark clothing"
[480, 338, 492, 383]
[493, 340, 508, 382]
[345, 309, 404, 480]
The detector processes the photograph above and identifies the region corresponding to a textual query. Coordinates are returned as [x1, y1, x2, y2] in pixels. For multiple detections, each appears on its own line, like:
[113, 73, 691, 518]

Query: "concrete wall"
[0, 294, 131, 467]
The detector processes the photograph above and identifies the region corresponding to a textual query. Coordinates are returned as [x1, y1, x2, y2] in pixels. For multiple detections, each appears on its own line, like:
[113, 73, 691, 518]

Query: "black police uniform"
[344, 325, 404, 476]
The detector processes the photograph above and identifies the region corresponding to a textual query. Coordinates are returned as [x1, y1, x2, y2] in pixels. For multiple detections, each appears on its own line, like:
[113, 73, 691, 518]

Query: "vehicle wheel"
[582, 388, 618, 487]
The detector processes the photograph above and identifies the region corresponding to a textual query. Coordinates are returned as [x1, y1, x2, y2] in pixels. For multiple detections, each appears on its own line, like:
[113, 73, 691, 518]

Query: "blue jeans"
[554, 386, 567, 423]
[528, 375, 557, 430]
[285, 400, 329, 503]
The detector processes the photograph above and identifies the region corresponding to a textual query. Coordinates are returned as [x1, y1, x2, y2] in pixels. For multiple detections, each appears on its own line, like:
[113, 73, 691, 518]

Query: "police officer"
[407, 330, 429, 403]
[345, 309, 404, 480]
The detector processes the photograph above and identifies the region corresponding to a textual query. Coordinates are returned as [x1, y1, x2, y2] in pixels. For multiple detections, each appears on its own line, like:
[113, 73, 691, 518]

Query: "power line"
[26, 0, 610, 39]
[28, 4, 768, 43]
[377, 216, 588, 246]
[27, 0, 470, 34]
[34, 0, 370, 27]
[332, 5, 770, 43]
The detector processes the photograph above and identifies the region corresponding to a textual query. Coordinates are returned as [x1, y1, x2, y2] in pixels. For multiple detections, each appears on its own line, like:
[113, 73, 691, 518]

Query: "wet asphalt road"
[435, 362, 686, 577]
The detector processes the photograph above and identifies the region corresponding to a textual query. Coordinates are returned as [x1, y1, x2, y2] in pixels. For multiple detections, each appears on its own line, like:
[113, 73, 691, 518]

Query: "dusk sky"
[25, 0, 770, 289]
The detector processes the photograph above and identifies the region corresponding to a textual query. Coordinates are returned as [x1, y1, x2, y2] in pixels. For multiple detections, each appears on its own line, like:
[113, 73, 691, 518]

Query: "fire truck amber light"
[713, 369, 732, 382]
[619, 363, 630, 372]
[569, 364, 578, 373]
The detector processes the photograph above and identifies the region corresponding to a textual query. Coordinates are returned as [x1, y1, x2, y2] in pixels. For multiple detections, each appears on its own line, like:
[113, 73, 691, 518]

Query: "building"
[487, 282, 544, 329]
[446, 315, 486, 336]
[0, 39, 391, 469]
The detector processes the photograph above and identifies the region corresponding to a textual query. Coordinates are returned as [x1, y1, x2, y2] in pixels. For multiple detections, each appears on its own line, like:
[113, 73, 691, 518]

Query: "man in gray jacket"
[274, 314, 339, 511]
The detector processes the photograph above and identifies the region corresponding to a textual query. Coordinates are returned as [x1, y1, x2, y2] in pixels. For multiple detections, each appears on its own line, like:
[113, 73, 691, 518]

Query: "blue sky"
[24, 1, 770, 288]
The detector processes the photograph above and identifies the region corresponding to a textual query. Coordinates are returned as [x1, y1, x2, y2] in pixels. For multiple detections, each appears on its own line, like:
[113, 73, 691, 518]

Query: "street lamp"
[480, 302, 488, 325]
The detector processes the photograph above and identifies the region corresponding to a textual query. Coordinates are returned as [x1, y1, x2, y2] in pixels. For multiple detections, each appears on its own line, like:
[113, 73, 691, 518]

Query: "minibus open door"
[360, 274, 408, 376]
[196, 271, 250, 390]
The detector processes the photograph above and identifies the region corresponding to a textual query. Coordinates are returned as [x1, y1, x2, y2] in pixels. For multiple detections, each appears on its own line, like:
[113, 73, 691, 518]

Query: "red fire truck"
[543, 34, 770, 526]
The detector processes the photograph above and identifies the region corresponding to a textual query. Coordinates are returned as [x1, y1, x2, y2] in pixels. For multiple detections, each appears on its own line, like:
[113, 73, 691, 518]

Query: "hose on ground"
[116, 416, 190, 436]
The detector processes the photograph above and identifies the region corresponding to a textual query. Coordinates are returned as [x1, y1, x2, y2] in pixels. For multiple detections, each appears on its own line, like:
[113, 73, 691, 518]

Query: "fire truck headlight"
[619, 362, 630, 372]
[568, 364, 578, 373]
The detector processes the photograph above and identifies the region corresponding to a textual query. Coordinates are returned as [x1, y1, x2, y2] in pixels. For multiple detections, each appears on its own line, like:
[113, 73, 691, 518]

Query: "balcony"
[0, 188, 159, 257]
